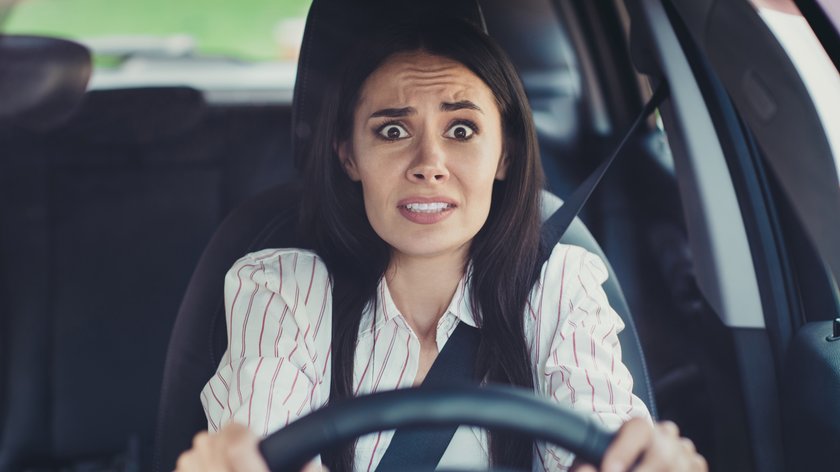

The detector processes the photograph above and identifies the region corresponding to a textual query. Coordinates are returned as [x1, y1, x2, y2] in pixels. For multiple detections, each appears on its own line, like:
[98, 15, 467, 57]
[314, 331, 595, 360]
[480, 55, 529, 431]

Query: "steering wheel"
[259, 384, 616, 472]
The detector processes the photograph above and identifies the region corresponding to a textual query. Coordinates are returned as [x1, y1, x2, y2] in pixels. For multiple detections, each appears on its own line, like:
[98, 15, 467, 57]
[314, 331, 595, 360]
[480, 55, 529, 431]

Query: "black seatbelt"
[375, 81, 668, 471]
[541, 82, 669, 250]
[374, 322, 481, 471]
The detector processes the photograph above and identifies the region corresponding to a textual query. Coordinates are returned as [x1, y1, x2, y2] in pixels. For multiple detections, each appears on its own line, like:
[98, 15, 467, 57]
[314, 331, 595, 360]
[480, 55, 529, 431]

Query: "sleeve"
[200, 249, 333, 441]
[534, 246, 652, 471]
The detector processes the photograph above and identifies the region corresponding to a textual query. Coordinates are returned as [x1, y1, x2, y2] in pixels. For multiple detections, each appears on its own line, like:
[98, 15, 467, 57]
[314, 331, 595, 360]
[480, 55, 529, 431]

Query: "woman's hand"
[572, 418, 708, 472]
[175, 423, 269, 472]
[174, 423, 329, 472]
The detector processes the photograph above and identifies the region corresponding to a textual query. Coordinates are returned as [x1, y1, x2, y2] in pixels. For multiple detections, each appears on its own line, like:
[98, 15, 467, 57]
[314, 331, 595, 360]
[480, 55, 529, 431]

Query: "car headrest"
[290, 0, 485, 170]
[55, 87, 207, 145]
[0, 35, 91, 130]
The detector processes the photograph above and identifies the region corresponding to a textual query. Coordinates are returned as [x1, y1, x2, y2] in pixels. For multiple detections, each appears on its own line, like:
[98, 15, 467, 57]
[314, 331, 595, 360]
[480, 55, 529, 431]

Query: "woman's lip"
[398, 205, 455, 224]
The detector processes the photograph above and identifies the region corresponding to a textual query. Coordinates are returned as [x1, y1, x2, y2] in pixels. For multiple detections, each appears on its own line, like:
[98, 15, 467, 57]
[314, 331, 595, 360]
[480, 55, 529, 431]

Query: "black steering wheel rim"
[259, 384, 615, 472]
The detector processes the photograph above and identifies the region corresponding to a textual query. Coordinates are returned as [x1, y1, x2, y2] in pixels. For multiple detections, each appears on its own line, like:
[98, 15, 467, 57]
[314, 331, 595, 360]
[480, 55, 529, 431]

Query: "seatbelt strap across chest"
[541, 82, 668, 247]
[374, 321, 481, 471]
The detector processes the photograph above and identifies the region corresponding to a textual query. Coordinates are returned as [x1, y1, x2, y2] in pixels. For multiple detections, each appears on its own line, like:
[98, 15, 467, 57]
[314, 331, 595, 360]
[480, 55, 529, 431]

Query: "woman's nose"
[407, 135, 449, 183]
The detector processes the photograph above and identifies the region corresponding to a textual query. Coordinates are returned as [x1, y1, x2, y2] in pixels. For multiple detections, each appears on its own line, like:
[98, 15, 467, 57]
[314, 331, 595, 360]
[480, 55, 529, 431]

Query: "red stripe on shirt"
[258, 292, 276, 357]
[556, 250, 570, 341]
[607, 377, 617, 414]
[240, 264, 263, 358]
[585, 369, 596, 412]
[545, 447, 571, 470]
[560, 365, 576, 405]
[216, 371, 230, 391]
[534, 276, 545, 362]
[247, 358, 265, 427]
[230, 264, 257, 352]
[371, 324, 399, 392]
[277, 255, 284, 295]
[236, 360, 246, 405]
[367, 431, 384, 472]
[304, 254, 316, 305]
[322, 346, 331, 379]
[282, 369, 301, 406]
[263, 357, 286, 435]
[395, 334, 412, 387]
[274, 305, 290, 358]
[536, 443, 548, 470]
[298, 382, 316, 415]
[314, 280, 329, 338]
[207, 381, 225, 411]
[354, 329, 383, 396]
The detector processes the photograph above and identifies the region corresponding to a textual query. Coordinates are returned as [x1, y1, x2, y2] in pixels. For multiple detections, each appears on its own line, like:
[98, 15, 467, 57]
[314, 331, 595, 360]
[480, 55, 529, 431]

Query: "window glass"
[4, 0, 311, 98]
[5, 0, 312, 62]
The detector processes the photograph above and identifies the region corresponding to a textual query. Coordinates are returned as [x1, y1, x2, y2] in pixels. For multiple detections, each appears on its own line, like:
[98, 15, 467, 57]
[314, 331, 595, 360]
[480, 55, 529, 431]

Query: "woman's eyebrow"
[368, 101, 482, 119]
[441, 100, 483, 114]
[369, 107, 416, 119]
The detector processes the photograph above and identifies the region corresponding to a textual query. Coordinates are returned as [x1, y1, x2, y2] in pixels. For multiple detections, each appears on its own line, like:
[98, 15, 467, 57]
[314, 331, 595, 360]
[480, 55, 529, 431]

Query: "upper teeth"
[405, 202, 451, 213]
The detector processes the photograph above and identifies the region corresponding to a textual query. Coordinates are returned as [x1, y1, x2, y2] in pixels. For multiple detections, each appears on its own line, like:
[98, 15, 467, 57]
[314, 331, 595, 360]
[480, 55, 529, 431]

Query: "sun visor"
[0, 35, 92, 130]
[291, 0, 486, 170]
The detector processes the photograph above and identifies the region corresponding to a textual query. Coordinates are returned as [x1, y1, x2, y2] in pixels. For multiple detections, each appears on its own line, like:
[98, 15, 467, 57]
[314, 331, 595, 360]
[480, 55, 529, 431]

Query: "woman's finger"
[659, 420, 680, 437]
[634, 423, 708, 472]
[175, 424, 270, 472]
[680, 437, 696, 454]
[219, 424, 270, 472]
[600, 417, 653, 472]
[691, 453, 709, 471]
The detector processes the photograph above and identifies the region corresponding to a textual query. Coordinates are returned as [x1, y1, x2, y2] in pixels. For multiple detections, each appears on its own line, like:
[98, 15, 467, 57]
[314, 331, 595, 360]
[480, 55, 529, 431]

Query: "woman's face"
[339, 51, 507, 261]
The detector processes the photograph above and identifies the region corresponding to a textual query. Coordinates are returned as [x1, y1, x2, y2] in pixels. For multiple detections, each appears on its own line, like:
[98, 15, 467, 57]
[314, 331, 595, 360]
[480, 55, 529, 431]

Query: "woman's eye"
[445, 123, 476, 140]
[377, 124, 410, 140]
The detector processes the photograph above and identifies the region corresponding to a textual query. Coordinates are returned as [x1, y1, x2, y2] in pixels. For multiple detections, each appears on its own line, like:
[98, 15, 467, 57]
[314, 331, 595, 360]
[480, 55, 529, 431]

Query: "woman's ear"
[495, 152, 509, 180]
[336, 141, 361, 181]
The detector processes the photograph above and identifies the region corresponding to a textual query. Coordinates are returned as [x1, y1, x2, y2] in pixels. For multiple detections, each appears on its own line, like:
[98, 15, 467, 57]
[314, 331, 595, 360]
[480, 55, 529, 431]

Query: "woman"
[176, 19, 706, 472]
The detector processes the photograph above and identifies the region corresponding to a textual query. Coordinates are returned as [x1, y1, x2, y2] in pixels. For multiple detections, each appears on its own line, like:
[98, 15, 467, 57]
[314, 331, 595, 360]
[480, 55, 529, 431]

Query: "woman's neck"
[385, 248, 468, 342]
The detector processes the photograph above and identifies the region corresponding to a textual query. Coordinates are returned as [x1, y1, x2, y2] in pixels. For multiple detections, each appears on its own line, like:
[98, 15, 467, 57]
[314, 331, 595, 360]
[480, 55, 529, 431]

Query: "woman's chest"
[351, 319, 451, 394]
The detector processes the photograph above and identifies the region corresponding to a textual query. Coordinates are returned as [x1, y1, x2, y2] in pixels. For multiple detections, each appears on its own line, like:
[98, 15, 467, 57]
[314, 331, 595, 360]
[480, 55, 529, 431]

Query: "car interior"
[1, 0, 838, 471]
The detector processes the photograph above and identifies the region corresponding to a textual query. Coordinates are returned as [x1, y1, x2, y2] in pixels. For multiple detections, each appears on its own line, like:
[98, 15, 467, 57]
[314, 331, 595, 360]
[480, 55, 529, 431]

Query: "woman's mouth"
[397, 199, 457, 224]
[401, 202, 455, 213]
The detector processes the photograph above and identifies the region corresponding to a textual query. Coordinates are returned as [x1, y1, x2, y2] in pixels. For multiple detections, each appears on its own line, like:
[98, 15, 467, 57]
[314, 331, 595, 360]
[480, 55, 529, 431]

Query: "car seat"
[153, 1, 656, 471]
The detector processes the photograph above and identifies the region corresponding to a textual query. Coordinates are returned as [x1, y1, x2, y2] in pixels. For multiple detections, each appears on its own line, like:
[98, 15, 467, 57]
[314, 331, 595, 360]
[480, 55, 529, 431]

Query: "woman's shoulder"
[527, 242, 625, 343]
[540, 242, 610, 284]
[233, 247, 325, 266]
[529, 242, 612, 313]
[226, 248, 329, 294]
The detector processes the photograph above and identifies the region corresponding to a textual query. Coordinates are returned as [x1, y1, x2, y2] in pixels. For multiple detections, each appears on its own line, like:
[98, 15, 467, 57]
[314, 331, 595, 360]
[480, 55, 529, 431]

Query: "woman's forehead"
[356, 51, 496, 112]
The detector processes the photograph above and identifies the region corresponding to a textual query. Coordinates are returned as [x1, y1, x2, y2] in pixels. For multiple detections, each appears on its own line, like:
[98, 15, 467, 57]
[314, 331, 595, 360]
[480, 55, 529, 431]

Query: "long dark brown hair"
[299, 19, 546, 471]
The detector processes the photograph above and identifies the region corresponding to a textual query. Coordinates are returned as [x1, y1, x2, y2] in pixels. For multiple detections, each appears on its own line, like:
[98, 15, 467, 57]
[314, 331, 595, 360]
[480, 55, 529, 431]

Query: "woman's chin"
[387, 238, 472, 262]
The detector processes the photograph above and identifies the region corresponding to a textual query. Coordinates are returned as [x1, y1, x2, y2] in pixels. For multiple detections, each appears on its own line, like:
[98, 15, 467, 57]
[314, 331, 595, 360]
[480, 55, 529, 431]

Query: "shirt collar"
[368, 268, 479, 332]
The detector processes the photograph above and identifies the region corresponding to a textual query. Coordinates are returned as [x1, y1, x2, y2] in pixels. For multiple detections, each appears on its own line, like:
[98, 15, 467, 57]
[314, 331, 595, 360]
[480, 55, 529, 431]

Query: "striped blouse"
[201, 243, 651, 471]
